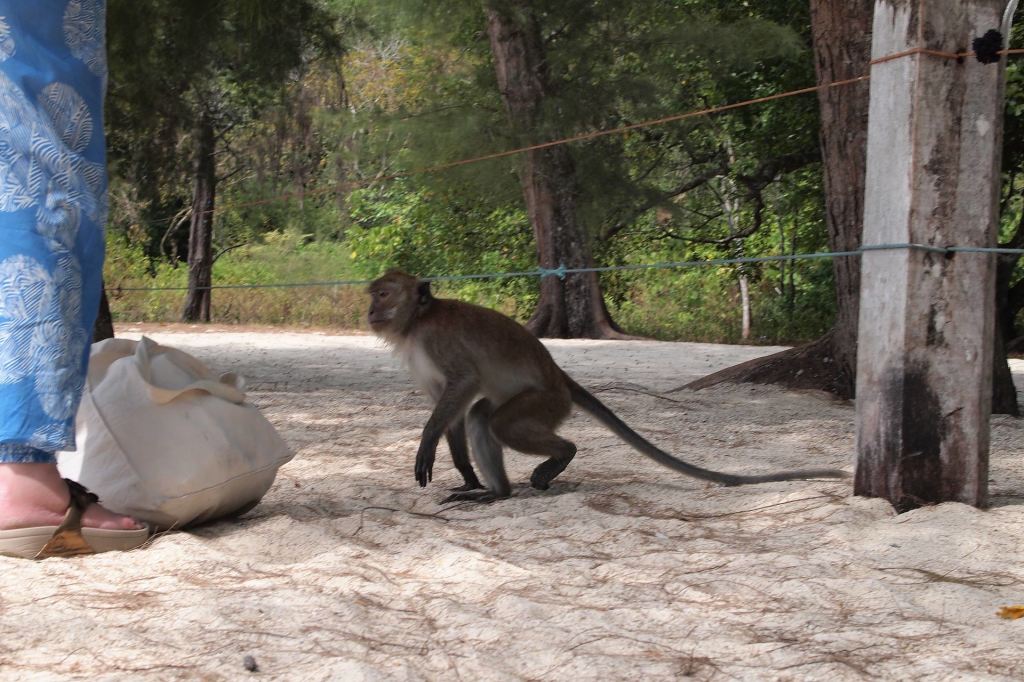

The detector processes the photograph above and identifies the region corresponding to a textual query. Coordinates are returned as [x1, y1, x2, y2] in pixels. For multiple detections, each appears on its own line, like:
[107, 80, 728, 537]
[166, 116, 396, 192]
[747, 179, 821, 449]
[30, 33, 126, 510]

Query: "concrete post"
[855, 0, 1007, 510]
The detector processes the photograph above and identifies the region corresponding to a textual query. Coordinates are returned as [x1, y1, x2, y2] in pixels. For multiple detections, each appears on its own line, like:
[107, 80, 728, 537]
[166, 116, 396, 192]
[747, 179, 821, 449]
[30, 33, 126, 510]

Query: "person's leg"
[0, 1, 140, 539]
[0, 461, 140, 531]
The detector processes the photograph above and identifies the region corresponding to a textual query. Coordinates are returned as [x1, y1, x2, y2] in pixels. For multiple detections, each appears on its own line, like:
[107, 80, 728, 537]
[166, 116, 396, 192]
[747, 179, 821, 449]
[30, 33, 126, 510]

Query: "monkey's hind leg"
[442, 399, 511, 504]
[445, 419, 483, 491]
[490, 390, 576, 491]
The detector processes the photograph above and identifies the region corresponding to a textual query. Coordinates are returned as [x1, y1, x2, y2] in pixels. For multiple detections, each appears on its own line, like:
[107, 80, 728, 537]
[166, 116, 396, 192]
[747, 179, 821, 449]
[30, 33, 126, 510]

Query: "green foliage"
[107, 230, 366, 328]
[344, 182, 537, 316]
[104, 0, 888, 343]
[608, 261, 833, 344]
[599, 172, 835, 343]
[106, 0, 345, 260]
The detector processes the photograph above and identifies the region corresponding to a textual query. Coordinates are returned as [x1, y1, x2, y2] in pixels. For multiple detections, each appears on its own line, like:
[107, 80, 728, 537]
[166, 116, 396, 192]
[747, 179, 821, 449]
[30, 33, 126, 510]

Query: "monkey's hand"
[415, 445, 435, 487]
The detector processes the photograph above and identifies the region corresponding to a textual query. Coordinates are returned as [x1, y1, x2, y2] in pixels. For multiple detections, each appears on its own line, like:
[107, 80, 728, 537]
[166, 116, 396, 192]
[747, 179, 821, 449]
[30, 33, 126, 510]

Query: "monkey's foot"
[530, 454, 574, 491]
[448, 482, 485, 492]
[440, 490, 508, 504]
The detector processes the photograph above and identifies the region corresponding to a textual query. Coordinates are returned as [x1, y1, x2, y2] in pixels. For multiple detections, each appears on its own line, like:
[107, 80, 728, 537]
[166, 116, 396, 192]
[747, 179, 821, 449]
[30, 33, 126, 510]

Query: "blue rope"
[112, 243, 1024, 293]
[424, 268, 546, 283]
[116, 278, 375, 293]
[538, 264, 568, 280]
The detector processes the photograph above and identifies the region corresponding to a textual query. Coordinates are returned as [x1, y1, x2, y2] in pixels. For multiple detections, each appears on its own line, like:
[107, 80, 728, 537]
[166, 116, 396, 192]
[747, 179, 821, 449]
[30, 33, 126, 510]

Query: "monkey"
[367, 269, 849, 503]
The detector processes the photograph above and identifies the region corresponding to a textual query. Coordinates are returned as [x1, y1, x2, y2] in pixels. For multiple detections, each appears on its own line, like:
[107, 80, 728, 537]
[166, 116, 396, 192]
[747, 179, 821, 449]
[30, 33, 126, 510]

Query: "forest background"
[101, 0, 1024, 351]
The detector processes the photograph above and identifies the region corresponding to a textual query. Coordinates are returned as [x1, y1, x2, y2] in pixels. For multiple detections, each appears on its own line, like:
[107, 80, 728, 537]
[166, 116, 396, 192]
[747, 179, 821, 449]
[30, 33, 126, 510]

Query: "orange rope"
[871, 46, 1024, 65]
[203, 75, 872, 217]
[180, 47, 1023, 220]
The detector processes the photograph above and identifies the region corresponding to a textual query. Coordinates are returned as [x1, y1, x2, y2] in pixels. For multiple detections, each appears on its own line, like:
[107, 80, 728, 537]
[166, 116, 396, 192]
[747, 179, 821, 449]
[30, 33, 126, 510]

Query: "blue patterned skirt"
[0, 1, 107, 462]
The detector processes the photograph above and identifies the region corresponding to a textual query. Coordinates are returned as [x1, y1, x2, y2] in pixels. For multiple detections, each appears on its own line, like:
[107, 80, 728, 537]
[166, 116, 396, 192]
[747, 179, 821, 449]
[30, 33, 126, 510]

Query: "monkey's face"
[367, 270, 420, 335]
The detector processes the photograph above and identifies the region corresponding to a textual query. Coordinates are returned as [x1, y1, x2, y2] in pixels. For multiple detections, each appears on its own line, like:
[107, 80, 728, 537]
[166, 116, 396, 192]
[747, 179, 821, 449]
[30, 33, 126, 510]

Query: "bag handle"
[134, 337, 247, 405]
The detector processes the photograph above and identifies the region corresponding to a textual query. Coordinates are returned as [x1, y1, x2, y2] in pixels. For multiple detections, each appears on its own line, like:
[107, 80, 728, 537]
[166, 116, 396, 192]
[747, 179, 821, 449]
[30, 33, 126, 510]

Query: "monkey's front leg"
[414, 438, 439, 487]
[415, 376, 479, 488]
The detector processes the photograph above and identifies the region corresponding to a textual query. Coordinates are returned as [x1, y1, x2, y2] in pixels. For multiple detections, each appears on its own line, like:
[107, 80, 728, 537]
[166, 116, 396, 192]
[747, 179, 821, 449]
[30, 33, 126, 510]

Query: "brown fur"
[368, 270, 848, 503]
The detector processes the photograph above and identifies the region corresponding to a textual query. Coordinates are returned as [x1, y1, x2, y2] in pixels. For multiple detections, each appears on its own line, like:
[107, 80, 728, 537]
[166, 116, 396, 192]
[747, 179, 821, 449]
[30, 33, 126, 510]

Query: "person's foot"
[0, 462, 142, 531]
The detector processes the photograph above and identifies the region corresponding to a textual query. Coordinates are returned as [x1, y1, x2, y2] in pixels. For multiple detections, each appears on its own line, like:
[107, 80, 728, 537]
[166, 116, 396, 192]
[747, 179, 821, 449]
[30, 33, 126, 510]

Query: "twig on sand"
[352, 505, 476, 536]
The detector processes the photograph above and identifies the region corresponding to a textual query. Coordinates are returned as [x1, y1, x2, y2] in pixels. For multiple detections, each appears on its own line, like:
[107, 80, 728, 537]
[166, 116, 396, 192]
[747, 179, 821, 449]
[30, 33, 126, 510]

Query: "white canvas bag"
[59, 336, 294, 530]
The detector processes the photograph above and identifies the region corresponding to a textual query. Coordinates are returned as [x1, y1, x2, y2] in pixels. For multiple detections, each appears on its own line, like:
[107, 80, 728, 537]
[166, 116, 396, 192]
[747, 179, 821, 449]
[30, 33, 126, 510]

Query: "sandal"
[0, 479, 150, 559]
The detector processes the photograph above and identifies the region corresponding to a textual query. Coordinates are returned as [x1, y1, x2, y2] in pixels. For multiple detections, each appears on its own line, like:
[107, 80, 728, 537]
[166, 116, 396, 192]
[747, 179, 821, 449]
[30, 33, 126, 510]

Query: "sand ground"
[2, 328, 1022, 681]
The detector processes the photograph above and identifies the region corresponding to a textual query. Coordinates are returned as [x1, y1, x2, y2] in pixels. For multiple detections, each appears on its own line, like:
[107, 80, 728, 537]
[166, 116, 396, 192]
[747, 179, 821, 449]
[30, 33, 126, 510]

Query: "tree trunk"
[92, 279, 114, 342]
[483, 1, 627, 338]
[994, 253, 1021, 415]
[787, 223, 797, 319]
[808, 0, 869, 393]
[739, 275, 751, 341]
[687, 0, 870, 393]
[686, 0, 1018, 414]
[182, 115, 217, 322]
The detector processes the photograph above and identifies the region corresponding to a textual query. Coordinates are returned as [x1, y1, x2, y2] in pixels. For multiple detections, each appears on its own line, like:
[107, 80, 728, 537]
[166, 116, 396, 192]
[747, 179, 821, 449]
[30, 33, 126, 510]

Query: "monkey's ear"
[416, 280, 433, 305]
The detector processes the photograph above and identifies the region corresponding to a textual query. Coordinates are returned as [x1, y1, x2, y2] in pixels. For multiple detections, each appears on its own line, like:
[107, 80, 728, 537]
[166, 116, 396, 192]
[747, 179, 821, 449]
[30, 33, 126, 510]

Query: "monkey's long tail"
[564, 373, 849, 486]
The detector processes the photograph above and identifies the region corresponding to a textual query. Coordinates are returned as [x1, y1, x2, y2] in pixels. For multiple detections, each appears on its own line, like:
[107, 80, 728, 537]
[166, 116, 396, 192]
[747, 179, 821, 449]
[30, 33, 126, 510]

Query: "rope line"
[112, 43, 1024, 295]
[112, 243, 1024, 293]
[138, 46, 1024, 229]
[870, 46, 1024, 65]
[128, 46, 1024, 246]
[150, 76, 879, 224]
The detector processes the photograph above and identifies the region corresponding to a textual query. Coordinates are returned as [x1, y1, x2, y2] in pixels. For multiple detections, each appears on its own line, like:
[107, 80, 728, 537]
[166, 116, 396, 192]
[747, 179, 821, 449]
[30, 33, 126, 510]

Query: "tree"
[992, 41, 1024, 414]
[106, 0, 343, 321]
[342, 0, 813, 338]
[483, 2, 627, 338]
[182, 113, 216, 322]
[687, 0, 871, 395]
[687, 0, 1019, 416]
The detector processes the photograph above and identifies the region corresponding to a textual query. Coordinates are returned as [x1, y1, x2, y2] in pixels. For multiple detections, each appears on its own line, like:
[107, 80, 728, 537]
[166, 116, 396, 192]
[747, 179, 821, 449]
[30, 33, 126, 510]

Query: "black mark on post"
[895, 363, 943, 512]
